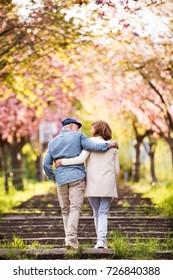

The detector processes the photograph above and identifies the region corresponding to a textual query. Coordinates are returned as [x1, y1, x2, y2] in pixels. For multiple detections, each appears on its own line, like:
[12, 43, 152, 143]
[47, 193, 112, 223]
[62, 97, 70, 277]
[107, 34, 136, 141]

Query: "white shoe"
[95, 241, 107, 249]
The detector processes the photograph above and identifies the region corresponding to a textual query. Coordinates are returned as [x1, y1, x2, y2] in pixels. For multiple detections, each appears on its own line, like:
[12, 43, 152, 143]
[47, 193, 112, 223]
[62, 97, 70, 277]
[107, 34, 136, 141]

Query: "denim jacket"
[43, 130, 109, 186]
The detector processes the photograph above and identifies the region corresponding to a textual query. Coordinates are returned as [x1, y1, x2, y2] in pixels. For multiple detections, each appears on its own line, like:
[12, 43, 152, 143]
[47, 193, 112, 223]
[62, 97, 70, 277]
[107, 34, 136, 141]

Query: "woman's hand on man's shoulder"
[108, 140, 119, 149]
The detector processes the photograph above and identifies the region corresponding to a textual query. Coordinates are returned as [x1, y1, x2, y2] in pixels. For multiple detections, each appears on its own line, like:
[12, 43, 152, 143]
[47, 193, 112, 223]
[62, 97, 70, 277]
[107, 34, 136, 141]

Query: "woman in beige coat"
[55, 120, 120, 249]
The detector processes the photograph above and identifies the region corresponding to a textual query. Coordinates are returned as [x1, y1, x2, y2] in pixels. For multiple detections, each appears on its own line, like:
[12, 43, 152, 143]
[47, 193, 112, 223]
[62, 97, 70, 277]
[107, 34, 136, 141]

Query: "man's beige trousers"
[57, 179, 86, 247]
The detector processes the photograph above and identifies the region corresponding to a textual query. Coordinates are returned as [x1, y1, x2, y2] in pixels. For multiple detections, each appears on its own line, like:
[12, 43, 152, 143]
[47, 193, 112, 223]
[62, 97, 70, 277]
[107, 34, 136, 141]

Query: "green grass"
[108, 231, 173, 259]
[0, 233, 173, 259]
[0, 237, 55, 250]
[2, 236, 26, 250]
[0, 237, 84, 259]
[0, 178, 55, 213]
[27, 240, 55, 249]
[0, 236, 27, 260]
[131, 180, 173, 217]
[0, 237, 55, 259]
[108, 231, 131, 259]
[64, 245, 83, 260]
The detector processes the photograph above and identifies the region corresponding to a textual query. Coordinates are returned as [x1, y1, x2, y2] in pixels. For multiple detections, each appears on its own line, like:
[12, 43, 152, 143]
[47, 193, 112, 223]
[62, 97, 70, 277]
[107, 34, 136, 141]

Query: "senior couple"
[43, 118, 120, 250]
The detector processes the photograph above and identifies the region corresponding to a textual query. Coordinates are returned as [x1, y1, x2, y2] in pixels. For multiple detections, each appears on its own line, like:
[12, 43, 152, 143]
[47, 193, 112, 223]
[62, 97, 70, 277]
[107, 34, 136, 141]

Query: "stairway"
[0, 184, 172, 259]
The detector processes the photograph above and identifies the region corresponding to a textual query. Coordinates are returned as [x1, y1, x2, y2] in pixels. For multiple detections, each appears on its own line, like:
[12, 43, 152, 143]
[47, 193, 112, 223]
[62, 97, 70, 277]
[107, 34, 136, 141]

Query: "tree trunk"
[165, 137, 173, 173]
[132, 122, 151, 182]
[132, 140, 141, 182]
[36, 155, 43, 181]
[144, 136, 158, 183]
[171, 146, 173, 172]
[170, 141, 173, 171]
[10, 140, 25, 190]
[0, 140, 9, 193]
[149, 150, 157, 183]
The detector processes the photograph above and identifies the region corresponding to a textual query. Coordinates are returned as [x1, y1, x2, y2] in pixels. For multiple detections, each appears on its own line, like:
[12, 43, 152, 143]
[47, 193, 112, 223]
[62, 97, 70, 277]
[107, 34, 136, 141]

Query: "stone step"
[10, 209, 159, 217]
[0, 184, 172, 260]
[0, 248, 116, 260]
[1, 224, 172, 232]
[1, 213, 160, 218]
[14, 204, 156, 209]
[1, 215, 172, 221]
[14, 201, 153, 210]
[1, 221, 172, 230]
[0, 236, 170, 246]
[15, 197, 153, 205]
[0, 231, 171, 239]
[15, 193, 151, 201]
[10, 207, 157, 215]
[0, 248, 172, 260]
[1, 220, 172, 228]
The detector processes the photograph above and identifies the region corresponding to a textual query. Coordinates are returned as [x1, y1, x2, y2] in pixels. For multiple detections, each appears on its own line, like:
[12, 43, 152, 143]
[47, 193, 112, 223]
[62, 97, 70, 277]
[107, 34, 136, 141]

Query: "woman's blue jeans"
[89, 197, 112, 246]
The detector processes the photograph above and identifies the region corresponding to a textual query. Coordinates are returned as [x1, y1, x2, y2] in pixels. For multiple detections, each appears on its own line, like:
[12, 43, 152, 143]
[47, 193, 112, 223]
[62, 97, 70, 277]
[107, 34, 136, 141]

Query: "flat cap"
[61, 118, 82, 128]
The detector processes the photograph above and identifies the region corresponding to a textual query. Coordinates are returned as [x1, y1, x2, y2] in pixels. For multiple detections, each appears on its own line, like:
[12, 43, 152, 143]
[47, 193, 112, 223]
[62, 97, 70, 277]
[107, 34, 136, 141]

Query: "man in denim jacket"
[43, 118, 118, 249]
